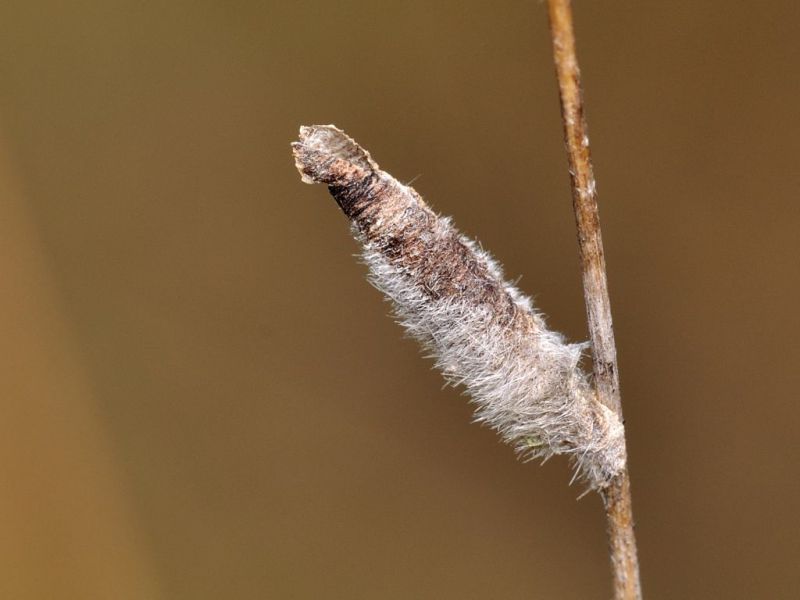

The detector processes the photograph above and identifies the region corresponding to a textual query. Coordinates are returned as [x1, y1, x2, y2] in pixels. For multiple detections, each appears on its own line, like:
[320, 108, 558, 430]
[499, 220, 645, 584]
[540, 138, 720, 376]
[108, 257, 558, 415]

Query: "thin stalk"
[545, 1, 642, 598]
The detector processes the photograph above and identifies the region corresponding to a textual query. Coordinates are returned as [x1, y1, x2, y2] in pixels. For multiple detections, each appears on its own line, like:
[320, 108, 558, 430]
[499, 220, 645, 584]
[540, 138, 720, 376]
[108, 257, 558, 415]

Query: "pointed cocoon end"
[292, 124, 379, 185]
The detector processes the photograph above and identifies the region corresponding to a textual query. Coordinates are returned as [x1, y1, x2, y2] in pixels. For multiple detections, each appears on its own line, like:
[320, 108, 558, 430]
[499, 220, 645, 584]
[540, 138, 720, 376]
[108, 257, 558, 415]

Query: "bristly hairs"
[292, 124, 625, 490]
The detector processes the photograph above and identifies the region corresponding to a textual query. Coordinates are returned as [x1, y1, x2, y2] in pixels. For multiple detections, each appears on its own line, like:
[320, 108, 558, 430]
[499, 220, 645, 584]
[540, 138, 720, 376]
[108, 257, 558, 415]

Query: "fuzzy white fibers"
[293, 124, 626, 490]
[360, 228, 625, 490]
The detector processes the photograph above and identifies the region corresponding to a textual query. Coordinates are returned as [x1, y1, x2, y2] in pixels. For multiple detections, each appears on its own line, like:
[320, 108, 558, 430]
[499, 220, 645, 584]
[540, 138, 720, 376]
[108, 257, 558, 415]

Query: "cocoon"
[292, 124, 625, 489]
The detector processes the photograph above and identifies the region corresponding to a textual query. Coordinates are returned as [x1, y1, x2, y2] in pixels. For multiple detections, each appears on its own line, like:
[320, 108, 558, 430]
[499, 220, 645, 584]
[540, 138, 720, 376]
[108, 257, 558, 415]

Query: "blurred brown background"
[0, 1, 798, 598]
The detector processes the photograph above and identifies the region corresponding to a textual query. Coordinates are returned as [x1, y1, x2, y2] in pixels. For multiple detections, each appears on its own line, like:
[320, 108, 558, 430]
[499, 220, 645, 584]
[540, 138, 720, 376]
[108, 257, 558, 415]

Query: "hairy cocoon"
[292, 124, 625, 489]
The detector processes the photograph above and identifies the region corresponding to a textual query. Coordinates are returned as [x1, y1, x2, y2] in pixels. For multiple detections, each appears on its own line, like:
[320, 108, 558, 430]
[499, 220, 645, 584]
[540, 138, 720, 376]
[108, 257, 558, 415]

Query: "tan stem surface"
[546, 1, 642, 598]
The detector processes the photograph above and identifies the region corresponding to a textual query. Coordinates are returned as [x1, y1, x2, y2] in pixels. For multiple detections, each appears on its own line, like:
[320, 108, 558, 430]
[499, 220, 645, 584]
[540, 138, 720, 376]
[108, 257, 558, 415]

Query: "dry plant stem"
[546, 1, 642, 599]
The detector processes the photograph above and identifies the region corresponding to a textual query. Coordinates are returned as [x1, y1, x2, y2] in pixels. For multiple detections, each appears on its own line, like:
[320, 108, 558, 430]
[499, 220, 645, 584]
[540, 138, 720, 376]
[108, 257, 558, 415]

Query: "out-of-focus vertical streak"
[0, 138, 162, 599]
